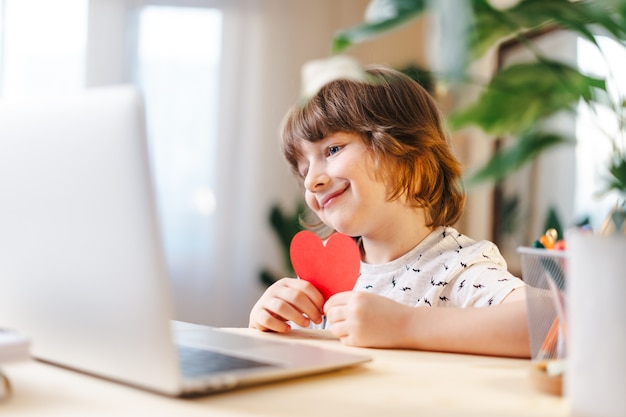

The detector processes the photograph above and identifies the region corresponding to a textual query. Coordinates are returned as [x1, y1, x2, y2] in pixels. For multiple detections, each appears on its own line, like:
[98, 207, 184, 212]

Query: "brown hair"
[281, 64, 465, 228]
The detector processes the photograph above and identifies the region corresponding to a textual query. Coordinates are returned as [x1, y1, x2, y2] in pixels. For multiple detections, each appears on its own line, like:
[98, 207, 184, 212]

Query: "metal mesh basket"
[517, 247, 568, 361]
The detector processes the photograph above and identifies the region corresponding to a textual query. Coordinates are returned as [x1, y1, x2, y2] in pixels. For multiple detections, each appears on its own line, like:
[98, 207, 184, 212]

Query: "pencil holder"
[517, 247, 568, 361]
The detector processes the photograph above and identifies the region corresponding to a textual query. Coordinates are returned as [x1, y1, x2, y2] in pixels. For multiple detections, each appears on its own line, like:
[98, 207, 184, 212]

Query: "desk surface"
[1, 328, 568, 417]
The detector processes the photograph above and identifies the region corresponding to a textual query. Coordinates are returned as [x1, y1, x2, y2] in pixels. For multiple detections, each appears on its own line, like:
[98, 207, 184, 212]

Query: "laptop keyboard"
[177, 345, 274, 378]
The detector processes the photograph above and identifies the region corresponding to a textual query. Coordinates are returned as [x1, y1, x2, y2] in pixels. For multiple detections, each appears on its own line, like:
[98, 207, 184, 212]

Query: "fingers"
[250, 309, 293, 333]
[323, 292, 385, 347]
[323, 291, 354, 326]
[324, 292, 413, 348]
[249, 278, 325, 333]
[323, 291, 350, 314]
[323, 292, 355, 342]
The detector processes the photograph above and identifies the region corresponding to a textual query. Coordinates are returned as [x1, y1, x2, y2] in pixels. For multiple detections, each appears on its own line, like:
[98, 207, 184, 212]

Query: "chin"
[329, 223, 361, 238]
[323, 212, 362, 237]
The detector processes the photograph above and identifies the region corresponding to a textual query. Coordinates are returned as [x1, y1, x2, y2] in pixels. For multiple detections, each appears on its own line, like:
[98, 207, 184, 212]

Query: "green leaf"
[449, 60, 606, 136]
[332, 0, 427, 54]
[578, 1, 626, 44]
[268, 202, 306, 273]
[464, 0, 537, 61]
[601, 154, 626, 195]
[466, 131, 572, 185]
[332, 0, 626, 69]
[465, 0, 626, 61]
[398, 63, 434, 93]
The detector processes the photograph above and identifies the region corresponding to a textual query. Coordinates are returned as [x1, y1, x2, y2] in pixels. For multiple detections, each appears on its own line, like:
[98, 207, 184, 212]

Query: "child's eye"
[328, 145, 341, 156]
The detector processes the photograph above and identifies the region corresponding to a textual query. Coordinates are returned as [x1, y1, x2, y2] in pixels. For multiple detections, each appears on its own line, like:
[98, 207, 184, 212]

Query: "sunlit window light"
[137, 5, 222, 260]
[1, 0, 87, 96]
[576, 36, 626, 228]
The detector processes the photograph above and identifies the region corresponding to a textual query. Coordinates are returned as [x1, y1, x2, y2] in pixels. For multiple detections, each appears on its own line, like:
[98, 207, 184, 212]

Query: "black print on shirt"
[488, 267, 499, 271]
[391, 278, 397, 288]
[497, 278, 510, 282]
[439, 296, 449, 302]
[460, 262, 467, 268]
[473, 284, 485, 289]
[458, 279, 466, 291]
[365, 285, 373, 289]
[424, 298, 432, 306]
[401, 287, 411, 292]
[431, 277, 448, 287]
[488, 297, 494, 305]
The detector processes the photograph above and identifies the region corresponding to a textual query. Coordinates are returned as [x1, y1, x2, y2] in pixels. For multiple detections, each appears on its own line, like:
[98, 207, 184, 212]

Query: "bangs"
[281, 78, 372, 175]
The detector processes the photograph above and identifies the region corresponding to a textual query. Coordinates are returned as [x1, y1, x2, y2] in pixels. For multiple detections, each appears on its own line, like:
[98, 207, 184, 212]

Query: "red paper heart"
[289, 230, 361, 301]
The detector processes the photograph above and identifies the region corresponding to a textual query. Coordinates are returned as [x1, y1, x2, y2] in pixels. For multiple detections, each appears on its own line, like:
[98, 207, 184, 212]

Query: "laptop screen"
[0, 86, 183, 394]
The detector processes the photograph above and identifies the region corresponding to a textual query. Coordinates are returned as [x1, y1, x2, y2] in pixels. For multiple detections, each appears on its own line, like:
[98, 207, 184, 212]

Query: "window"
[0, 0, 225, 304]
[0, 0, 87, 96]
[0, 1, 224, 269]
[137, 5, 223, 286]
[576, 36, 626, 229]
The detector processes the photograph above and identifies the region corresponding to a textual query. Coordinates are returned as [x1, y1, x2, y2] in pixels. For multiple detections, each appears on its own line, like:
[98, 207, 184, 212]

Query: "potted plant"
[331, 0, 626, 198]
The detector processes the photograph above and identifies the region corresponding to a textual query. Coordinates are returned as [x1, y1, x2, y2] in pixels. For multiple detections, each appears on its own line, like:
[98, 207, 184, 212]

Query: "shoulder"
[420, 227, 500, 260]
[442, 227, 507, 268]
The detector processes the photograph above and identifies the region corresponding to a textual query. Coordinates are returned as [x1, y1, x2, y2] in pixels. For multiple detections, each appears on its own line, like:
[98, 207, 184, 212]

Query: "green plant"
[332, 0, 626, 195]
[259, 201, 307, 286]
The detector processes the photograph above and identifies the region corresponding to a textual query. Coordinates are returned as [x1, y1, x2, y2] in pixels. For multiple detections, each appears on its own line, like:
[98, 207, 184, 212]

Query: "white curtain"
[193, 0, 375, 326]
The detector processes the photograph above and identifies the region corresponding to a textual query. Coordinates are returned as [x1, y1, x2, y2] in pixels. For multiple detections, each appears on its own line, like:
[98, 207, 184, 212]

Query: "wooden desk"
[1, 328, 568, 417]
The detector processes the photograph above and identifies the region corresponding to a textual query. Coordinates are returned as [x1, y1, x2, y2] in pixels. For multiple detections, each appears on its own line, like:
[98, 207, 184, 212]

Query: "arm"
[324, 287, 530, 358]
[249, 277, 325, 332]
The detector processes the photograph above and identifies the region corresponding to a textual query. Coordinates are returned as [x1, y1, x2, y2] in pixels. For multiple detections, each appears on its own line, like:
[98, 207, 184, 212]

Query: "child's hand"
[324, 291, 414, 348]
[249, 278, 325, 332]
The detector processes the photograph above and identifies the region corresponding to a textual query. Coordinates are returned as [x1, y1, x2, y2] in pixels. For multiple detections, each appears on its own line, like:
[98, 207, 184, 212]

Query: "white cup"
[566, 231, 626, 417]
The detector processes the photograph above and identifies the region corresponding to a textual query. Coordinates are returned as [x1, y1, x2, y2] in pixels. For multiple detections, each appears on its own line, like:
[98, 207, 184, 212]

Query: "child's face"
[296, 131, 394, 237]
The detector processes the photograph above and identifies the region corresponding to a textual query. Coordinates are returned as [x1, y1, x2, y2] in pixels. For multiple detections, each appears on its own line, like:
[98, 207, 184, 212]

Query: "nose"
[304, 163, 330, 192]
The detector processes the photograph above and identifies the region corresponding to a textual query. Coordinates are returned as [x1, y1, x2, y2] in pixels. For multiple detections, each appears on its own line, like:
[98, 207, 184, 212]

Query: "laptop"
[0, 86, 370, 397]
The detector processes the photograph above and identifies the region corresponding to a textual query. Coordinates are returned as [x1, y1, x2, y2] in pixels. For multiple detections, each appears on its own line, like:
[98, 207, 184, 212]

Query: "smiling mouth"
[320, 186, 348, 208]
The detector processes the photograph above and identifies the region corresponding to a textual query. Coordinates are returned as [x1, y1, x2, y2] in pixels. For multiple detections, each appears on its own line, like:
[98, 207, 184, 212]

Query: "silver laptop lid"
[0, 87, 183, 395]
[0, 87, 371, 397]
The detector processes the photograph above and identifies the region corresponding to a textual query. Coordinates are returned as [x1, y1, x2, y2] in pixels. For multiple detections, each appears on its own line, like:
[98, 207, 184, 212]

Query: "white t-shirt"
[355, 226, 524, 308]
[296, 226, 525, 330]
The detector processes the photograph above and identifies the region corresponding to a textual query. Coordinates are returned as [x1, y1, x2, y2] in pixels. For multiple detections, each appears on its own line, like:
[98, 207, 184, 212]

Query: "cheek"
[304, 191, 320, 211]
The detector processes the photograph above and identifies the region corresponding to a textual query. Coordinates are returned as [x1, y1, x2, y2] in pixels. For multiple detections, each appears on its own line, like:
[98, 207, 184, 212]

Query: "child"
[249, 64, 529, 358]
